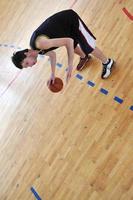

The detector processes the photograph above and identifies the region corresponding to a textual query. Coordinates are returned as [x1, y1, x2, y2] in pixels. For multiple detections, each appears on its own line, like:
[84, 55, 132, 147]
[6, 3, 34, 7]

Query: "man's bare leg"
[91, 47, 108, 64]
[91, 47, 115, 79]
[74, 45, 86, 58]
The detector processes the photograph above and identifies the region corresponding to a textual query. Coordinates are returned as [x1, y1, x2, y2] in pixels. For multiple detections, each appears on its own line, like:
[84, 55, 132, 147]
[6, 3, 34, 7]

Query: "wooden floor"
[0, 0, 133, 199]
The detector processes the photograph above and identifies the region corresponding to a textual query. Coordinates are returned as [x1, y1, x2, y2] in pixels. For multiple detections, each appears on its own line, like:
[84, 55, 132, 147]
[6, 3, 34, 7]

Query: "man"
[12, 9, 115, 84]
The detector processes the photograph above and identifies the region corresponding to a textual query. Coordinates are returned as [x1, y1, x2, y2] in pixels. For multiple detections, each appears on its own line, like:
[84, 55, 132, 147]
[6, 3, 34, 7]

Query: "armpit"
[35, 35, 50, 49]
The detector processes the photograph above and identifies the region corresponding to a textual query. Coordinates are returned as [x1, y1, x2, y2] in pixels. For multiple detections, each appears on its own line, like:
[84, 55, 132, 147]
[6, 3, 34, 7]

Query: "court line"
[100, 88, 109, 95]
[75, 73, 132, 111]
[76, 74, 83, 80]
[122, 8, 133, 21]
[118, 0, 125, 4]
[114, 96, 124, 104]
[31, 187, 42, 200]
[0, 44, 22, 98]
[56, 63, 63, 68]
[0, 71, 21, 98]
[0, 44, 21, 98]
[130, 106, 133, 111]
[87, 80, 95, 87]
[0, 43, 21, 49]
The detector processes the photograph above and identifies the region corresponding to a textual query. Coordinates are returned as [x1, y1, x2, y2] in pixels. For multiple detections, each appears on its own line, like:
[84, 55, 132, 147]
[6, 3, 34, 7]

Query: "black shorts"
[70, 10, 96, 54]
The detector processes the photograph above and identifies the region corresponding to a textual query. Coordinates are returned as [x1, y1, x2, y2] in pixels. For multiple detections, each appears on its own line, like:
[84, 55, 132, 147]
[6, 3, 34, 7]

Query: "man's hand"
[66, 66, 73, 83]
[45, 51, 56, 87]
[47, 73, 55, 87]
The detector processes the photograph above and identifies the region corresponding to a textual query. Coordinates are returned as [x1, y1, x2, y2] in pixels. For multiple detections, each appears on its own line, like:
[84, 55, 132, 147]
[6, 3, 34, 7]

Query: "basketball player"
[12, 9, 115, 84]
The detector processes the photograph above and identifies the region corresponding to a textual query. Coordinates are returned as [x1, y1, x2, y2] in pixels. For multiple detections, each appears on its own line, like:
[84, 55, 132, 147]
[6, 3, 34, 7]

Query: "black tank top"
[30, 9, 79, 54]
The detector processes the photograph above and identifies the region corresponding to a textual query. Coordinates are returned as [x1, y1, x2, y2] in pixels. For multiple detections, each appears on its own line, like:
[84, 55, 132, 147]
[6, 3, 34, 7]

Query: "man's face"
[22, 50, 38, 68]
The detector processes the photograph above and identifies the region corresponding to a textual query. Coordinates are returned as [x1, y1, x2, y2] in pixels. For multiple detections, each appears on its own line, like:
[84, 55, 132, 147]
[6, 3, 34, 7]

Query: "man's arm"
[36, 37, 74, 68]
[45, 51, 56, 75]
[45, 51, 56, 84]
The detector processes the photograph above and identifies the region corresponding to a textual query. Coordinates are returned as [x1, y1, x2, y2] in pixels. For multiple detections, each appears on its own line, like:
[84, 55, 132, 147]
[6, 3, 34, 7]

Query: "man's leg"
[91, 47, 115, 79]
[75, 18, 115, 78]
[74, 45, 86, 58]
[91, 47, 108, 63]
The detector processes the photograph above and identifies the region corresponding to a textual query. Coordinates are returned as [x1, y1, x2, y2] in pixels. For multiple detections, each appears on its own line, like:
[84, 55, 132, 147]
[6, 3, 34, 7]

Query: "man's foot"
[76, 55, 91, 71]
[101, 58, 115, 79]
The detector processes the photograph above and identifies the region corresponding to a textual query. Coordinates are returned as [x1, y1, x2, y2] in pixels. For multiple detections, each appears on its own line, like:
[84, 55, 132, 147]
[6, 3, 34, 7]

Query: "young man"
[12, 9, 115, 84]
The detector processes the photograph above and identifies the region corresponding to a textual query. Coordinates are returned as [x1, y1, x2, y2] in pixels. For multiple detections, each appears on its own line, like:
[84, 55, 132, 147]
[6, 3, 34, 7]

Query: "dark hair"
[11, 49, 28, 69]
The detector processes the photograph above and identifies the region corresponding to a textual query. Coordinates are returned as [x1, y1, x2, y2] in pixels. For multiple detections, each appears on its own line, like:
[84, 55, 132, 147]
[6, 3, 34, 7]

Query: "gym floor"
[0, 0, 133, 199]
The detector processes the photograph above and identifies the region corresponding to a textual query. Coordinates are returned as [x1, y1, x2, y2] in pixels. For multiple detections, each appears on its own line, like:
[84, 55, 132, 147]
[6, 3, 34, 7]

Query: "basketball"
[47, 77, 63, 93]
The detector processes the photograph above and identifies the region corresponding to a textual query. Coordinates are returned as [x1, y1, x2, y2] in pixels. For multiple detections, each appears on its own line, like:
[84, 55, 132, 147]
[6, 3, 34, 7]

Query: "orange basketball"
[47, 77, 63, 93]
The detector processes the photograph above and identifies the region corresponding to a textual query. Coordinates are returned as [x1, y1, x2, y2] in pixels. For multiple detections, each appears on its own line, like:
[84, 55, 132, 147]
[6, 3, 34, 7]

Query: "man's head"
[11, 49, 38, 69]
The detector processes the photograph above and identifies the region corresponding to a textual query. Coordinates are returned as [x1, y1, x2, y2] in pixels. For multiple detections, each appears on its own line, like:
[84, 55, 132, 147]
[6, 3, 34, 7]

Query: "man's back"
[30, 9, 79, 52]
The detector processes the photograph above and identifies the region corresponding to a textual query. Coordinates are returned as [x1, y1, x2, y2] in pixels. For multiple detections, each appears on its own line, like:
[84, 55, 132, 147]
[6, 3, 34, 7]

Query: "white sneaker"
[101, 59, 115, 79]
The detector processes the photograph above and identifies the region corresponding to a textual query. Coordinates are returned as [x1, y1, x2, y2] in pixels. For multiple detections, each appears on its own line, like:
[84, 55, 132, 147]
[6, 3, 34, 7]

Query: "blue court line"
[0, 43, 21, 49]
[75, 74, 83, 80]
[87, 81, 95, 87]
[10, 45, 15, 48]
[56, 63, 63, 68]
[31, 187, 42, 200]
[114, 96, 124, 104]
[129, 106, 133, 111]
[100, 88, 109, 95]
[48, 61, 62, 68]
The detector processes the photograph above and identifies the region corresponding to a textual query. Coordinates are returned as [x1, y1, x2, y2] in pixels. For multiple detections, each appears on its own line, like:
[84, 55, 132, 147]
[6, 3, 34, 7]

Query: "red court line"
[118, 0, 124, 4]
[70, 0, 78, 8]
[122, 7, 133, 21]
[0, 71, 21, 98]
